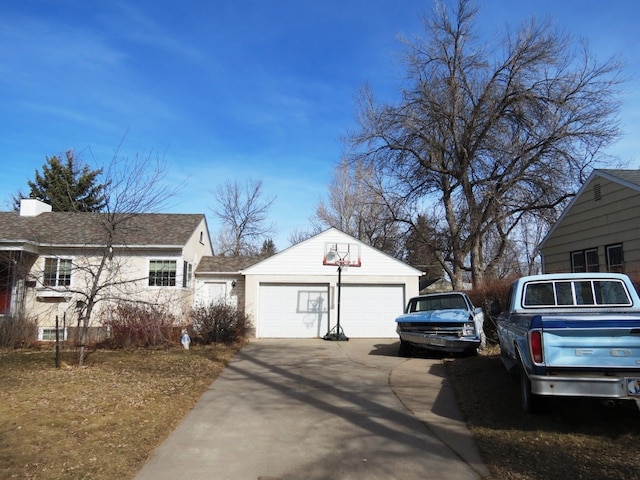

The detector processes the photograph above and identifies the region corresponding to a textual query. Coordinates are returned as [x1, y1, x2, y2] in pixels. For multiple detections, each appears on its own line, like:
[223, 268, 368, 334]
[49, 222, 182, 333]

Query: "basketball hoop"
[323, 242, 360, 342]
[335, 259, 350, 270]
[323, 242, 361, 268]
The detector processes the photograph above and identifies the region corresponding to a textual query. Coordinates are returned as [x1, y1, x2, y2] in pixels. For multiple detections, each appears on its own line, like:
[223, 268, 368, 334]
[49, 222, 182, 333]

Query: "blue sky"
[1, 1, 638, 250]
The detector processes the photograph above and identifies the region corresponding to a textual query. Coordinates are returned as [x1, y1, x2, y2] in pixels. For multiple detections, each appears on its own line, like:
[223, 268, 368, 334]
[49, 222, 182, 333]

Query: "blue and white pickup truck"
[494, 272, 640, 413]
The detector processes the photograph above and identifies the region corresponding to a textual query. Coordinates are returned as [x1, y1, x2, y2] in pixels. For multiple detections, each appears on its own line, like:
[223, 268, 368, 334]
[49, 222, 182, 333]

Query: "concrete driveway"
[134, 339, 488, 480]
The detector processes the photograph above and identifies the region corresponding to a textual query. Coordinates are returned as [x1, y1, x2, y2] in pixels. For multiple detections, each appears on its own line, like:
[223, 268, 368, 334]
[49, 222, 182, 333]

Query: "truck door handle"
[631, 329, 640, 335]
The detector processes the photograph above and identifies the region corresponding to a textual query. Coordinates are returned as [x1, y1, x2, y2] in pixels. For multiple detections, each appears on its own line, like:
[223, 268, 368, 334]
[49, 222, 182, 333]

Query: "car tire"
[398, 340, 412, 357]
[520, 364, 545, 414]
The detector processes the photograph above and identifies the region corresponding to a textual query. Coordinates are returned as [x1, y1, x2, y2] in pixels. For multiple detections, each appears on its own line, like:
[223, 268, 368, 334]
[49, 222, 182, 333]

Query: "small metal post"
[55, 315, 60, 369]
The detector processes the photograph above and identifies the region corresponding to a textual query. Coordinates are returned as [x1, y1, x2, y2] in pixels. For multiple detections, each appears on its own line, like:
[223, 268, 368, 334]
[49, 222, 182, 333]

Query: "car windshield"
[408, 295, 468, 313]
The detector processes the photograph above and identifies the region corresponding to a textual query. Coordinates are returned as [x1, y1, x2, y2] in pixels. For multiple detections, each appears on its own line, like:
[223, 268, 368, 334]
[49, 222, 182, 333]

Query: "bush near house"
[466, 278, 514, 345]
[0, 314, 37, 348]
[102, 303, 181, 349]
[628, 271, 640, 296]
[191, 301, 252, 345]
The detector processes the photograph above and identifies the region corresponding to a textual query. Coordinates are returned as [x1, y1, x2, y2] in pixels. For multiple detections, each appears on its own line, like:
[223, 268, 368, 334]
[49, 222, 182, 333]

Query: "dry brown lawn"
[3, 342, 640, 479]
[0, 345, 240, 480]
[445, 345, 640, 480]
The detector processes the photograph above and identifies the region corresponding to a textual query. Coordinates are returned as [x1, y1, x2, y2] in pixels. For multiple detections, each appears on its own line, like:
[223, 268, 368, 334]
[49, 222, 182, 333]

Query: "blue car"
[395, 292, 485, 356]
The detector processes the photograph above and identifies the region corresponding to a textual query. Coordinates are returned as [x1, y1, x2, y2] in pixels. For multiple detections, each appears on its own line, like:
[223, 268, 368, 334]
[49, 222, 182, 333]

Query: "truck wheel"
[520, 365, 545, 414]
[398, 340, 412, 357]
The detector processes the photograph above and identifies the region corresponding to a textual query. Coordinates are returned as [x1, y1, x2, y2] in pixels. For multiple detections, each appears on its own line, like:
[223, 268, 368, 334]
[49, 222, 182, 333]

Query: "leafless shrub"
[191, 301, 251, 344]
[0, 314, 37, 348]
[466, 278, 516, 343]
[103, 303, 179, 348]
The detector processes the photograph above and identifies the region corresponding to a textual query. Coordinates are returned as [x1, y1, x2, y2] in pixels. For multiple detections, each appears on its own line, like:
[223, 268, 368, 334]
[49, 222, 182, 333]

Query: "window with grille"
[41, 328, 66, 341]
[570, 248, 599, 273]
[523, 278, 631, 307]
[43, 258, 72, 287]
[149, 260, 177, 286]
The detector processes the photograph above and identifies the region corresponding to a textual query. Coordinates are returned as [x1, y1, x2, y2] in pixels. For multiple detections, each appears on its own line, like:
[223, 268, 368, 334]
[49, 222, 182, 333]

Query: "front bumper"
[530, 374, 640, 399]
[398, 330, 481, 353]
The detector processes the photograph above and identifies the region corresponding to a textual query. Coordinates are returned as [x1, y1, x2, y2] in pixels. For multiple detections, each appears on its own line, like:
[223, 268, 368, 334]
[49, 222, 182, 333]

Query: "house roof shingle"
[597, 169, 640, 189]
[195, 256, 262, 273]
[0, 211, 206, 247]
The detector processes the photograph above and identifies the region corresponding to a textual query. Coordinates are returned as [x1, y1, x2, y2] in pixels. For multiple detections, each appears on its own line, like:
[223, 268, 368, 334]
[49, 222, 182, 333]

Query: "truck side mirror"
[489, 300, 501, 316]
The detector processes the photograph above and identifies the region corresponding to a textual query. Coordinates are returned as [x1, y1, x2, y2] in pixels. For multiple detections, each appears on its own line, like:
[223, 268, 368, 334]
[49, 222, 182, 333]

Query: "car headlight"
[462, 322, 475, 337]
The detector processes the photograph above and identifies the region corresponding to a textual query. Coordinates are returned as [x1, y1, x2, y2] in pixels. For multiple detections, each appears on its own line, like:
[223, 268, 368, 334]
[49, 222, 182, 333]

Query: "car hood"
[395, 309, 471, 323]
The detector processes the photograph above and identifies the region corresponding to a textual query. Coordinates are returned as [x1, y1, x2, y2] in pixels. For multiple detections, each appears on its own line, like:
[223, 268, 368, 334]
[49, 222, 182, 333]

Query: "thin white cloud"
[106, 2, 207, 63]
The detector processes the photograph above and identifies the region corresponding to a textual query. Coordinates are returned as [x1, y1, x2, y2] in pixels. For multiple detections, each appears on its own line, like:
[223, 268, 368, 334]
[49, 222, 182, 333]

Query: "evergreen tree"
[260, 238, 277, 257]
[16, 151, 107, 212]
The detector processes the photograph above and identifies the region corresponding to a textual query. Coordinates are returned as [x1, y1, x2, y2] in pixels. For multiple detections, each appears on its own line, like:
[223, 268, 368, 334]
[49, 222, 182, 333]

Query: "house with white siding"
[539, 169, 640, 275]
[0, 199, 213, 341]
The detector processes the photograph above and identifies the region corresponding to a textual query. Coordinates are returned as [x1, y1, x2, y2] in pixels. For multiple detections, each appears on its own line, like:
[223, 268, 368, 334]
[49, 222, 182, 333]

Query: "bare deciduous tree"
[348, 0, 623, 288]
[403, 213, 448, 279]
[211, 178, 276, 256]
[312, 159, 403, 257]
[287, 227, 318, 246]
[70, 150, 183, 365]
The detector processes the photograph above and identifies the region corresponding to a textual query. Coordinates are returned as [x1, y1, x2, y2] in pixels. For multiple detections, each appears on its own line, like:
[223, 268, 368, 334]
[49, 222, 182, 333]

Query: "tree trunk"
[78, 316, 88, 367]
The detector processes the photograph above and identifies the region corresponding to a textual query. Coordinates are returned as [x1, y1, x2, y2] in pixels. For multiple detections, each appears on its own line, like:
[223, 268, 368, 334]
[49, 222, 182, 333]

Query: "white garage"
[339, 284, 405, 337]
[257, 284, 330, 338]
[243, 228, 422, 339]
[256, 282, 405, 338]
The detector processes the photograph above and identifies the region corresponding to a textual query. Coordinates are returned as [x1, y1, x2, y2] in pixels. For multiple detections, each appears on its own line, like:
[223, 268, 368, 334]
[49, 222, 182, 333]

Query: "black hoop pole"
[336, 263, 342, 334]
[323, 260, 349, 341]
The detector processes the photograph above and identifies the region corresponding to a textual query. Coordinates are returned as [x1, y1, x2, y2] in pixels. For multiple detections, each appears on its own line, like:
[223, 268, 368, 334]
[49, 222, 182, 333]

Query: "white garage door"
[258, 283, 405, 338]
[339, 284, 405, 338]
[258, 284, 330, 338]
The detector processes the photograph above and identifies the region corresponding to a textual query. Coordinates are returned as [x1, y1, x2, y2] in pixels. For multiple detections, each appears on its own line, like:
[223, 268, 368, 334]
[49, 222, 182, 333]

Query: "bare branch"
[211, 178, 276, 256]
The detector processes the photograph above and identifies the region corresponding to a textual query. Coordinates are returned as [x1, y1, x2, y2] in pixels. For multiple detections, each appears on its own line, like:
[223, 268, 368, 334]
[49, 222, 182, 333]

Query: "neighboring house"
[420, 277, 453, 293]
[194, 228, 423, 338]
[0, 199, 213, 341]
[539, 169, 640, 275]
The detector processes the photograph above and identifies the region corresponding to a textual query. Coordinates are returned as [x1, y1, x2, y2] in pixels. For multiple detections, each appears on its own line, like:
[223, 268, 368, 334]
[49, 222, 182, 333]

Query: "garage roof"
[196, 255, 262, 274]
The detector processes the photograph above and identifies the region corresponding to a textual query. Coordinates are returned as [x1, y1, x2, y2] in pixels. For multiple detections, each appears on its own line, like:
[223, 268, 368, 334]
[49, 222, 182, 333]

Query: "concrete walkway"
[134, 339, 489, 480]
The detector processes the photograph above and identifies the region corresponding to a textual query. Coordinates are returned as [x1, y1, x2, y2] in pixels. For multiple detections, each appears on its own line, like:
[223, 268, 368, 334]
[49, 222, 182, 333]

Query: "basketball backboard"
[323, 242, 361, 267]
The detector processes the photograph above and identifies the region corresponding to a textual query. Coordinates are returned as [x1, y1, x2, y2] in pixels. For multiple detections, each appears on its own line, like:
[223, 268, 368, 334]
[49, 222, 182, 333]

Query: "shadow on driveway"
[135, 339, 486, 480]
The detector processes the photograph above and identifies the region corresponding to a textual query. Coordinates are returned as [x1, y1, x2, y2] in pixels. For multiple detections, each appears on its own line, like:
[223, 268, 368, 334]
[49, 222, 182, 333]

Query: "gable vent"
[593, 183, 602, 201]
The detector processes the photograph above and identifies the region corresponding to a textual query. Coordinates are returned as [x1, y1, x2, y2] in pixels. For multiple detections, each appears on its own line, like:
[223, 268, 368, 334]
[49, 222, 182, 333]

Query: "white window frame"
[39, 327, 67, 342]
[606, 244, 624, 273]
[570, 248, 599, 273]
[148, 259, 178, 287]
[43, 257, 72, 287]
[182, 261, 193, 288]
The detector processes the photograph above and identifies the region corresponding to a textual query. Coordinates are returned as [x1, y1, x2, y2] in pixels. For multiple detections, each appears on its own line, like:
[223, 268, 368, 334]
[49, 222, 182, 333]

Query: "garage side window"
[149, 260, 177, 287]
